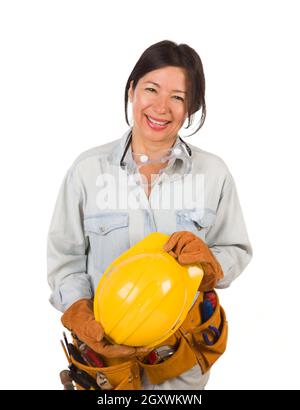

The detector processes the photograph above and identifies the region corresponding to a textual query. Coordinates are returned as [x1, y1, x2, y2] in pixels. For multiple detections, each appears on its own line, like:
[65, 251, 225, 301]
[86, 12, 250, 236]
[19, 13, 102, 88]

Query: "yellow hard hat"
[94, 232, 204, 348]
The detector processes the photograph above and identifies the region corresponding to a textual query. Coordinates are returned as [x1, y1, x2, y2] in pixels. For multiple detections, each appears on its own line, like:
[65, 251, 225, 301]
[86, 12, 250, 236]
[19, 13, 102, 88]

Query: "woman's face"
[128, 66, 188, 145]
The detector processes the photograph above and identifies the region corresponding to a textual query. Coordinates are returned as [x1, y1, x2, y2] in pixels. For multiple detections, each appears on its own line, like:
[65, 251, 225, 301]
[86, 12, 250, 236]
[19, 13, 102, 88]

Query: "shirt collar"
[109, 128, 132, 166]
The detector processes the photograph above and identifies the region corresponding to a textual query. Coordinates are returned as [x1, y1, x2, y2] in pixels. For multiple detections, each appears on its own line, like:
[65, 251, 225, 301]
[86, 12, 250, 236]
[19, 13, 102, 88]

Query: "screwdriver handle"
[79, 344, 104, 367]
[60, 370, 74, 390]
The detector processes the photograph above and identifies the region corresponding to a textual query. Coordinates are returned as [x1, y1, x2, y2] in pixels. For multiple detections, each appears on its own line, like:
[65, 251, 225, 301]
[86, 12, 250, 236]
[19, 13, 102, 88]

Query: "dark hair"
[124, 40, 206, 137]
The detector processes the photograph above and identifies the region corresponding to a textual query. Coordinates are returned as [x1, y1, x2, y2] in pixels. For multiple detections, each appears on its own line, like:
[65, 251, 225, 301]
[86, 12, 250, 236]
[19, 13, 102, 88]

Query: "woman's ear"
[128, 80, 134, 103]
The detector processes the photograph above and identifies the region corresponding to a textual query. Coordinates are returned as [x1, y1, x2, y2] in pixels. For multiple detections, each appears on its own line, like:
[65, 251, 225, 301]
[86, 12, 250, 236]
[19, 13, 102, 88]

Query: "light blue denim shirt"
[47, 128, 252, 312]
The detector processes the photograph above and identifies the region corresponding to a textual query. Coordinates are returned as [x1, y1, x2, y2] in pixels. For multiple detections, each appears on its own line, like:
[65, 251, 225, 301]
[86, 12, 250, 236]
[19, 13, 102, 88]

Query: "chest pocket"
[175, 208, 216, 240]
[84, 212, 130, 272]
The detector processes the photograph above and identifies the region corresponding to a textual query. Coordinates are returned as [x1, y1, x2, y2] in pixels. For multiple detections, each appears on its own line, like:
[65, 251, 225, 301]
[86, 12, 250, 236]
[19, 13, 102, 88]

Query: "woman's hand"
[163, 231, 224, 291]
[61, 298, 150, 359]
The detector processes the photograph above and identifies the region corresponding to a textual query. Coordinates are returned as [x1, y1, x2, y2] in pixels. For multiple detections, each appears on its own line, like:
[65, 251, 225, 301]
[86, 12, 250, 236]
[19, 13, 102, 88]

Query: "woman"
[47, 40, 252, 390]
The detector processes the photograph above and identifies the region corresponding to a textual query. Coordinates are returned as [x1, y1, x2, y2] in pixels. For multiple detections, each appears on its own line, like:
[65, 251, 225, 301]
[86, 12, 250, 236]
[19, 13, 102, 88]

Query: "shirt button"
[100, 226, 106, 232]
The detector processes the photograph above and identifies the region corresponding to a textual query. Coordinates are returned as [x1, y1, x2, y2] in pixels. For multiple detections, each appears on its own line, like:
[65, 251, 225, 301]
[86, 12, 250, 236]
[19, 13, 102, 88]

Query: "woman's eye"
[173, 95, 184, 102]
[145, 88, 184, 102]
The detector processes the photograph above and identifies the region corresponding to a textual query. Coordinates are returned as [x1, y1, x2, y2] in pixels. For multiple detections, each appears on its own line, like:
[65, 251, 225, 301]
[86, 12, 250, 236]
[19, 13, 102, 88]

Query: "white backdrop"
[0, 0, 299, 390]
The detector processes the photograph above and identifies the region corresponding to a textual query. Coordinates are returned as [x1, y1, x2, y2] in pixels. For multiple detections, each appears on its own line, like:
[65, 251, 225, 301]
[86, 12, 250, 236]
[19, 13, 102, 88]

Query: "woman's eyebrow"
[143, 81, 187, 94]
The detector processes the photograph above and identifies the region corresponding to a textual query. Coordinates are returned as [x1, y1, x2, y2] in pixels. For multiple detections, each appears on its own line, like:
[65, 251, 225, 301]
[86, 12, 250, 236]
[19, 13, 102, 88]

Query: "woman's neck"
[131, 133, 176, 158]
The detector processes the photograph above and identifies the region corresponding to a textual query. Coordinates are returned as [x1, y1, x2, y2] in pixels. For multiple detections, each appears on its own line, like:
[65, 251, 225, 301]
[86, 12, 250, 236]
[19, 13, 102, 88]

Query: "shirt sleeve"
[206, 172, 253, 288]
[47, 166, 92, 312]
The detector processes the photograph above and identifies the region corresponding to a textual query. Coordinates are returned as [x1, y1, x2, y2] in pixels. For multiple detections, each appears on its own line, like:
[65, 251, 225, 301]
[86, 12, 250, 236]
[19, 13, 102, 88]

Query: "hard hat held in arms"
[94, 232, 204, 348]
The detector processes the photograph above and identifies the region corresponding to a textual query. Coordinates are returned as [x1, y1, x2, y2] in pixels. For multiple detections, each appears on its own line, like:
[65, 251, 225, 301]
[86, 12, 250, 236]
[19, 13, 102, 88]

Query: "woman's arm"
[47, 166, 92, 312]
[206, 172, 252, 288]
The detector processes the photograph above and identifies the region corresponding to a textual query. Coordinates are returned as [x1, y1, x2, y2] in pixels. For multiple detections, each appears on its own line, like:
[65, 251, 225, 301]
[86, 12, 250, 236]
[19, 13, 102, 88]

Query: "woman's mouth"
[145, 115, 171, 131]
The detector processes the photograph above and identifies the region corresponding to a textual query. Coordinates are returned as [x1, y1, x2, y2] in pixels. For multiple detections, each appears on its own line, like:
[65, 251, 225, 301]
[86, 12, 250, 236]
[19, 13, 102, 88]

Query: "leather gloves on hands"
[164, 231, 224, 292]
[61, 298, 150, 359]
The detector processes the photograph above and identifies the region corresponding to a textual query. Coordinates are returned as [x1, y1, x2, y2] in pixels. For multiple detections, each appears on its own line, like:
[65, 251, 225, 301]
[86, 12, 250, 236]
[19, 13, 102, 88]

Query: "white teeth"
[147, 116, 169, 126]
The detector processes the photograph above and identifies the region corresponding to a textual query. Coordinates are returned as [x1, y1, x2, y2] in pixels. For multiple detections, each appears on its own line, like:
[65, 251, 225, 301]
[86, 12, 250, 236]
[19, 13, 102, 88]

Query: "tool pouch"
[70, 356, 141, 390]
[62, 290, 227, 389]
[71, 358, 141, 390]
[137, 290, 228, 384]
[68, 338, 141, 390]
[137, 331, 198, 385]
[180, 290, 228, 374]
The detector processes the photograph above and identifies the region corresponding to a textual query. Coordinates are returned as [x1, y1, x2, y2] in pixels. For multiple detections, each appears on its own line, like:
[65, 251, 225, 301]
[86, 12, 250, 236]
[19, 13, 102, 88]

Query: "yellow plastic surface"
[94, 232, 204, 347]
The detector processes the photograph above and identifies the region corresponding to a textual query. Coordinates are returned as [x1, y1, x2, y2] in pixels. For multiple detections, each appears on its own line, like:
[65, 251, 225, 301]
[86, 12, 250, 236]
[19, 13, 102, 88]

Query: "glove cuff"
[61, 298, 94, 332]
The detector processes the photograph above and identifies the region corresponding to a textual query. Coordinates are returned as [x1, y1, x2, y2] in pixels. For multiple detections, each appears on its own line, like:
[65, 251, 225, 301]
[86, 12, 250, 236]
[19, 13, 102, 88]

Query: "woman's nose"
[153, 96, 169, 114]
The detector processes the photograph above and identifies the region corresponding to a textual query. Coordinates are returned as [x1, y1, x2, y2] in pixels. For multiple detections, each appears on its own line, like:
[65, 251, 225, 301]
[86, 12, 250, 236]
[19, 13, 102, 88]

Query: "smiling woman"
[126, 65, 191, 194]
[122, 41, 207, 196]
[48, 39, 252, 392]
[128, 66, 187, 141]
[124, 40, 206, 139]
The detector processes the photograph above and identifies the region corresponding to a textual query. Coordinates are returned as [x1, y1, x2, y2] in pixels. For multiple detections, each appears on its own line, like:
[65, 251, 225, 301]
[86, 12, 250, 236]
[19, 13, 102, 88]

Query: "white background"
[0, 0, 299, 390]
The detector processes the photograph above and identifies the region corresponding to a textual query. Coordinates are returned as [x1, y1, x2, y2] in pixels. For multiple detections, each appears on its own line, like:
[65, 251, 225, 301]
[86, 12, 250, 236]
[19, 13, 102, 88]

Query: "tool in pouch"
[200, 292, 221, 345]
[60, 331, 109, 390]
[96, 372, 113, 390]
[144, 345, 176, 365]
[60, 369, 74, 390]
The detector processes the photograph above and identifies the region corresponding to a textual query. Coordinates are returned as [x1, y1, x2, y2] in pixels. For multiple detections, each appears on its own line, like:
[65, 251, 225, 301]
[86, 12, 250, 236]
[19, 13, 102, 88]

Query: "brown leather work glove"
[61, 298, 150, 359]
[163, 231, 224, 292]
